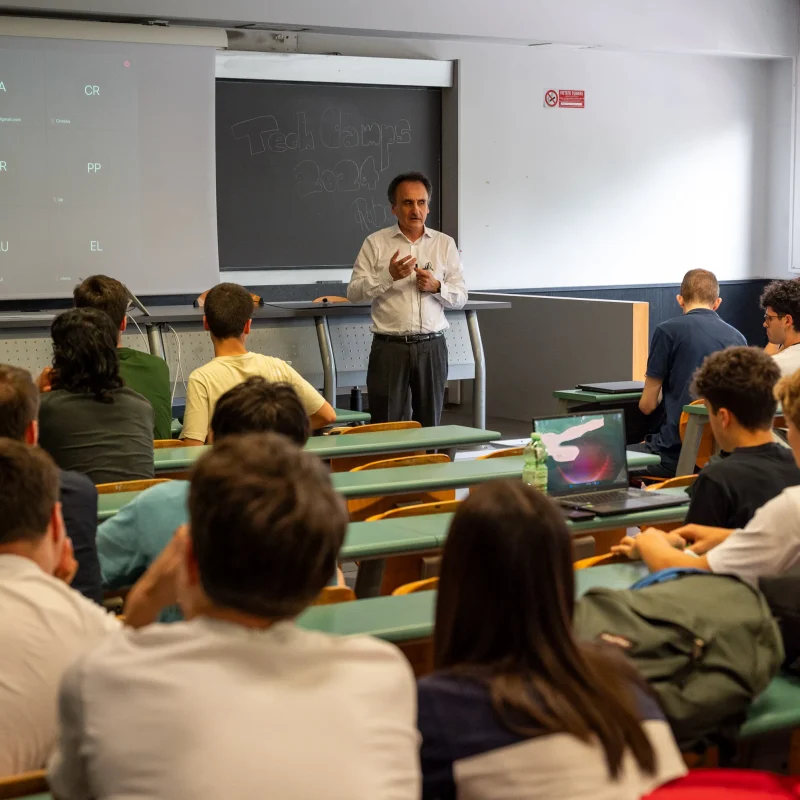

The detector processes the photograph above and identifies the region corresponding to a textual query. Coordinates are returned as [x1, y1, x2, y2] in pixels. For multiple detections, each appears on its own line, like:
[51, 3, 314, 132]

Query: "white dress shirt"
[347, 224, 467, 335]
[0, 555, 120, 777]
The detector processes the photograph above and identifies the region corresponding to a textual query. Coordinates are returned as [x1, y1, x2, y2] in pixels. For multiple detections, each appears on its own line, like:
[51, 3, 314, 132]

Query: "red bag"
[648, 770, 800, 798]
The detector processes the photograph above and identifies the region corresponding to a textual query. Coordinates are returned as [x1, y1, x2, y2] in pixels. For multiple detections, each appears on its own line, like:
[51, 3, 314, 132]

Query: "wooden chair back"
[366, 499, 461, 522]
[348, 453, 454, 522]
[646, 473, 698, 491]
[311, 586, 356, 605]
[679, 399, 714, 469]
[0, 769, 47, 799]
[96, 478, 172, 495]
[312, 295, 349, 304]
[476, 446, 524, 460]
[328, 421, 422, 471]
[573, 552, 629, 570]
[392, 577, 439, 596]
[153, 439, 185, 449]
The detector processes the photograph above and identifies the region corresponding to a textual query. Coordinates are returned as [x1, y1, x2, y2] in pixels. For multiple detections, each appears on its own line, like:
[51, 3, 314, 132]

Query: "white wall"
[278, 34, 789, 291]
[3, 0, 798, 57]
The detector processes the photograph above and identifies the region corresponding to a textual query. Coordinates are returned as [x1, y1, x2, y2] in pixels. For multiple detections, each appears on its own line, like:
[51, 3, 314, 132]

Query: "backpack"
[758, 567, 800, 672]
[573, 571, 784, 748]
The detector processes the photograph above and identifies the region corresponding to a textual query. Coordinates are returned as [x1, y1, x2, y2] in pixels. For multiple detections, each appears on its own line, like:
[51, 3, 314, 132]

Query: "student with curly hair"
[761, 279, 800, 376]
[613, 365, 800, 584]
[38, 308, 154, 485]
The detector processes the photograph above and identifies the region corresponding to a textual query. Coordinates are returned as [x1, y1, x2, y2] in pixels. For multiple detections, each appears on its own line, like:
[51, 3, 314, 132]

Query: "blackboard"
[215, 80, 442, 271]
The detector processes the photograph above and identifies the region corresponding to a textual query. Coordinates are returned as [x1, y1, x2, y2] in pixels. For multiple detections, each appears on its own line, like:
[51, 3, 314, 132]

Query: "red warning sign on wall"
[558, 89, 585, 108]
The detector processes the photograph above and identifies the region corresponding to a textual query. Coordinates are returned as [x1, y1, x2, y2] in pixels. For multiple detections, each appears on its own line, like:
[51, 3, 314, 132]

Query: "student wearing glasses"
[761, 279, 800, 377]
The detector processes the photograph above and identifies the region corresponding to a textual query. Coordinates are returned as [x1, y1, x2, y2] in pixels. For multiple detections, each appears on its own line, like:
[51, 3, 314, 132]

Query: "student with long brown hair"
[418, 480, 686, 799]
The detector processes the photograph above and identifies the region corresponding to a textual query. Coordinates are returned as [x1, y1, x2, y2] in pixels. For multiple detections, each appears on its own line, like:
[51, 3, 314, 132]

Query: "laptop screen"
[532, 410, 629, 496]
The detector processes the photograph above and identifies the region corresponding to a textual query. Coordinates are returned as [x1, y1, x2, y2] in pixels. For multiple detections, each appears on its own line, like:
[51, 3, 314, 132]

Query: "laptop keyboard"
[560, 488, 638, 506]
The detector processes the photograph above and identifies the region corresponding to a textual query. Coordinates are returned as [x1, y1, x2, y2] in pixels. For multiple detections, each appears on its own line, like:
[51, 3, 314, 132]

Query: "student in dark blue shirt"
[633, 269, 745, 477]
[0, 364, 103, 604]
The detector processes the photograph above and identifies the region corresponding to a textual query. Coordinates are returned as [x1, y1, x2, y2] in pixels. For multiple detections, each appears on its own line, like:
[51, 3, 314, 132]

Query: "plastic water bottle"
[522, 433, 549, 494]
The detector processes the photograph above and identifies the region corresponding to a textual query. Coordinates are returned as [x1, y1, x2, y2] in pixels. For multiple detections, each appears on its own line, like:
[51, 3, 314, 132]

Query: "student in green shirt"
[73, 275, 172, 440]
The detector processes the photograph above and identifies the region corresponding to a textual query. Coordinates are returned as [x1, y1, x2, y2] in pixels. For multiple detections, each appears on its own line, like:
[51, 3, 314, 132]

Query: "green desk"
[153, 425, 501, 474]
[554, 389, 643, 413]
[98, 450, 661, 522]
[330, 451, 658, 500]
[168, 407, 369, 439]
[300, 561, 652, 642]
[329, 408, 371, 426]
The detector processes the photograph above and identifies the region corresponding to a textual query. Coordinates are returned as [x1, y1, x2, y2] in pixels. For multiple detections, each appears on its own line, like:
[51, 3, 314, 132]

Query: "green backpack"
[573, 572, 784, 748]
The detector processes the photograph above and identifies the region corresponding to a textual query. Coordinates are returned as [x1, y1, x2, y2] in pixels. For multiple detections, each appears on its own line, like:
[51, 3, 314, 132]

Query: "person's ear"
[717, 408, 731, 429]
[785, 314, 795, 332]
[676, 294, 684, 309]
[202, 316, 210, 332]
[24, 419, 38, 446]
[712, 297, 722, 311]
[243, 319, 252, 335]
[48, 501, 66, 548]
[120, 317, 128, 333]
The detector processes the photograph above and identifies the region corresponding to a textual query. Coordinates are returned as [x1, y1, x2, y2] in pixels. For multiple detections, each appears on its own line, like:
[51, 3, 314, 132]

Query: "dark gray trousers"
[366, 335, 448, 427]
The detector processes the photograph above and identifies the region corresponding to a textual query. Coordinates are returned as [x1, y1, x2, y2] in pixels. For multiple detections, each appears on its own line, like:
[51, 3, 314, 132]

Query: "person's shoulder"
[128, 481, 189, 513]
[121, 347, 170, 374]
[59, 468, 96, 496]
[131, 479, 189, 509]
[365, 225, 398, 245]
[298, 628, 415, 693]
[751, 484, 800, 524]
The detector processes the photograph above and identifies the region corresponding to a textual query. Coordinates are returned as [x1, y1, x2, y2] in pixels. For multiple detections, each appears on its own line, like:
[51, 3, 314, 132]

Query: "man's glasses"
[764, 313, 787, 323]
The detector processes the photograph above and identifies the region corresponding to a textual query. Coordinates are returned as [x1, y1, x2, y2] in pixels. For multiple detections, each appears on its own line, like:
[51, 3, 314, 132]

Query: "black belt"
[373, 331, 445, 344]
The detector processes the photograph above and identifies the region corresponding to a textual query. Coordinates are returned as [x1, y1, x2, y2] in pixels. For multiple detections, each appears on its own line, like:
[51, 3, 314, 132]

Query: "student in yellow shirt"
[181, 283, 335, 445]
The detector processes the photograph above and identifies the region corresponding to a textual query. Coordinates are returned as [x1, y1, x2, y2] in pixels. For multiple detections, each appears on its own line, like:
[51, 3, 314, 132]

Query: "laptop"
[575, 381, 645, 394]
[531, 409, 689, 516]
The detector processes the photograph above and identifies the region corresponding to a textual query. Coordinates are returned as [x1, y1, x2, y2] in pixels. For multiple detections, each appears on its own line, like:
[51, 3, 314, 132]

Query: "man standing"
[348, 172, 467, 427]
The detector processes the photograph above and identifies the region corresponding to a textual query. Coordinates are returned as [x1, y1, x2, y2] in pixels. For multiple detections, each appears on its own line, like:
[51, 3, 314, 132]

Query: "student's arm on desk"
[310, 401, 337, 430]
[639, 377, 663, 415]
[612, 523, 733, 572]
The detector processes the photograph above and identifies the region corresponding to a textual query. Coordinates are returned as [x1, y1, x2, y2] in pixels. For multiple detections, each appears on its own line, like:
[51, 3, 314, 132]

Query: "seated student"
[761, 279, 800, 376]
[49, 433, 419, 800]
[680, 347, 800, 529]
[38, 308, 155, 485]
[0, 364, 103, 604]
[631, 269, 746, 477]
[73, 274, 172, 439]
[0, 440, 120, 777]
[181, 282, 336, 445]
[612, 369, 800, 585]
[418, 479, 685, 800]
[98, 377, 312, 619]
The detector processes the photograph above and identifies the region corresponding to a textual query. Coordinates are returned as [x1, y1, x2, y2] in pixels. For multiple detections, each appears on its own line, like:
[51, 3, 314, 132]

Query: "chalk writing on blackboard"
[230, 107, 412, 200]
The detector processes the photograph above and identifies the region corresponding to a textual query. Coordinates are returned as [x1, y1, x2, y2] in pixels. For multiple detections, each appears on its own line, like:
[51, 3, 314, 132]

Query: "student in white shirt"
[49, 432, 420, 800]
[0, 440, 121, 777]
[613, 368, 800, 586]
[762, 279, 800, 377]
[181, 282, 335, 445]
[348, 171, 467, 427]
